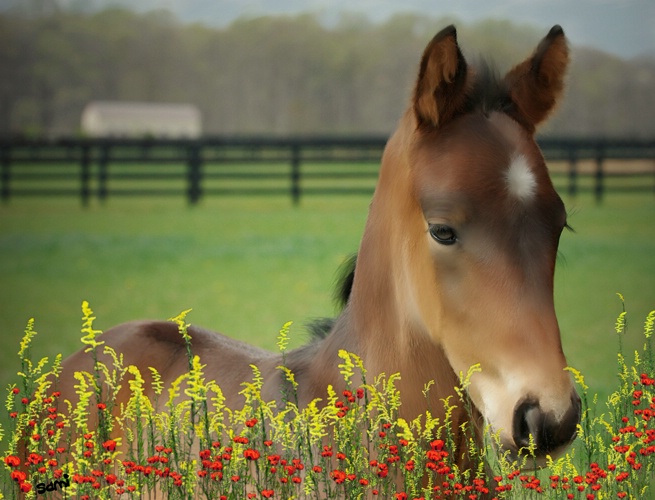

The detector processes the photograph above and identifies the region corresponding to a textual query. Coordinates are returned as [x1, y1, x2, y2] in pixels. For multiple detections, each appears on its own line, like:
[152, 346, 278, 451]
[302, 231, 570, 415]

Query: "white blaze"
[506, 155, 537, 201]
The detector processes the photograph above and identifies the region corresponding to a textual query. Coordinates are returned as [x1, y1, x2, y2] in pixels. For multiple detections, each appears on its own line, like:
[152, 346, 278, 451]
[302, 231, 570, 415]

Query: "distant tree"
[0, 8, 653, 137]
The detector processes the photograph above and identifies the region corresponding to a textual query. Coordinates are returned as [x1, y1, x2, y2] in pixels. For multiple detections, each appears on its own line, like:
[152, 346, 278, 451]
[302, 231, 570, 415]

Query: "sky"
[3, 0, 654, 58]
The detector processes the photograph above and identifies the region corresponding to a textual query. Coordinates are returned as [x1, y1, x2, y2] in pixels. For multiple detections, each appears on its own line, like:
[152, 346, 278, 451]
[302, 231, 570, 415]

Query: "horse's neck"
[297, 125, 460, 421]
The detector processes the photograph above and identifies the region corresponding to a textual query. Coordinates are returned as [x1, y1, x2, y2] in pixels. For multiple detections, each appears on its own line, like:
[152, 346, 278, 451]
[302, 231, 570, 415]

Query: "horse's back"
[58, 320, 278, 411]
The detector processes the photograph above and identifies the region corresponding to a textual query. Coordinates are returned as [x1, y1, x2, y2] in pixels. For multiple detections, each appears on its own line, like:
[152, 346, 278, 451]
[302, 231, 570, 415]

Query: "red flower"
[5, 455, 21, 467]
[97, 403, 107, 410]
[245, 418, 258, 427]
[102, 439, 117, 452]
[330, 470, 346, 484]
[262, 490, 274, 498]
[11, 387, 19, 394]
[10, 470, 27, 482]
[20, 482, 32, 493]
[243, 449, 260, 461]
[431, 439, 445, 451]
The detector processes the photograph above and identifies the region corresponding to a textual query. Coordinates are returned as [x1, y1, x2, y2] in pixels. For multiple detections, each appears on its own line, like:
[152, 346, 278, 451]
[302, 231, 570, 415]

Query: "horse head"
[352, 25, 580, 463]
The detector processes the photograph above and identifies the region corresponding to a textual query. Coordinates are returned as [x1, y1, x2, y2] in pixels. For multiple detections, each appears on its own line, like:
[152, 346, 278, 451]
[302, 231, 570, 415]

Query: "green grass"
[0, 191, 654, 413]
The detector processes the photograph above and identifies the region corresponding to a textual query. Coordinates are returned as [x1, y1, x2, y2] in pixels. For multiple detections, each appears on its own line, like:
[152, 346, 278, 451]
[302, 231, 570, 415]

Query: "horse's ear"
[504, 25, 569, 130]
[413, 25, 469, 129]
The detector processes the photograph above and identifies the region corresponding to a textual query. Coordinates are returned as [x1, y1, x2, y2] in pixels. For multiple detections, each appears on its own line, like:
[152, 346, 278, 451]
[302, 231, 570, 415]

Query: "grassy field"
[0, 190, 654, 416]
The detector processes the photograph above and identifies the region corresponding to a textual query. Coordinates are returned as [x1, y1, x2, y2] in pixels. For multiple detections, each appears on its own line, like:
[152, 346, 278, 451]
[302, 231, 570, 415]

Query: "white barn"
[81, 101, 202, 138]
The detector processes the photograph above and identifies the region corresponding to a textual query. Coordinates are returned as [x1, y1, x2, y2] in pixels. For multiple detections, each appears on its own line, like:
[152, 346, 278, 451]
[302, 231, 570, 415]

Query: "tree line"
[2, 7, 654, 138]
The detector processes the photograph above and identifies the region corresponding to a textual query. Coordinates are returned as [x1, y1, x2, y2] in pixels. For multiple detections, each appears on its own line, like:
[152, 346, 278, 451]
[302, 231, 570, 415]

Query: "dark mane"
[467, 60, 514, 117]
[305, 253, 356, 340]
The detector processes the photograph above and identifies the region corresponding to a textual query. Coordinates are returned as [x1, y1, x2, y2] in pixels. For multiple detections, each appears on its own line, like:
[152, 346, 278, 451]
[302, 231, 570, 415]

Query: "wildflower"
[5, 455, 21, 467]
[97, 402, 107, 410]
[20, 482, 32, 493]
[245, 417, 258, 427]
[102, 439, 117, 452]
[11, 470, 27, 482]
[262, 490, 275, 498]
[243, 448, 260, 461]
[330, 470, 346, 484]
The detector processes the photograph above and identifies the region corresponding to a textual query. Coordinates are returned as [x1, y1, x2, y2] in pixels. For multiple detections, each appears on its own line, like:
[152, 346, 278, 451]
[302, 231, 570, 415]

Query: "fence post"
[567, 148, 577, 197]
[80, 143, 91, 207]
[1, 144, 9, 204]
[594, 144, 605, 204]
[98, 143, 110, 203]
[187, 143, 202, 205]
[290, 144, 301, 205]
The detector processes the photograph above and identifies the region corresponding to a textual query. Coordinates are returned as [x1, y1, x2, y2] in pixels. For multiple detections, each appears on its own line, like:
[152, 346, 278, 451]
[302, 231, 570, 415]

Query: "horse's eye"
[429, 224, 457, 245]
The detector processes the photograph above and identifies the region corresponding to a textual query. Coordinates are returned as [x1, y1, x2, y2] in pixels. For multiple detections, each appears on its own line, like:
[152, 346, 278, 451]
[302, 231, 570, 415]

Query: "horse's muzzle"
[511, 390, 581, 461]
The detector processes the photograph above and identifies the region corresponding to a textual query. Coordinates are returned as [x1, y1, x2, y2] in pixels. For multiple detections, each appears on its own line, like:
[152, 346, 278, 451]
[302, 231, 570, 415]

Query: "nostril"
[512, 398, 541, 450]
[512, 392, 582, 456]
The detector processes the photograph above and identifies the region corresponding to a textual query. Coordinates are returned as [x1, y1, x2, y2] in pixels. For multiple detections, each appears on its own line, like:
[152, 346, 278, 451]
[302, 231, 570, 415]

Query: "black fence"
[1, 137, 654, 206]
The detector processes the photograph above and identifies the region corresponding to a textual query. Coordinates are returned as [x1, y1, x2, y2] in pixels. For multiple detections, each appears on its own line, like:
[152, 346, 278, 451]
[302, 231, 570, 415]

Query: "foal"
[58, 24, 580, 473]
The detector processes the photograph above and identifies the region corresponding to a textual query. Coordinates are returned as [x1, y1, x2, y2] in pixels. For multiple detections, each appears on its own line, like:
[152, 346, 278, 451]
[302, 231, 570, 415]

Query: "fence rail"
[1, 136, 654, 205]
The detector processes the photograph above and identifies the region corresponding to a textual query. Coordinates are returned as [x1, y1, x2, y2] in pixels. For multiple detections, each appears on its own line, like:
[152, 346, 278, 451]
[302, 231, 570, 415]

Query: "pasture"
[0, 188, 654, 414]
